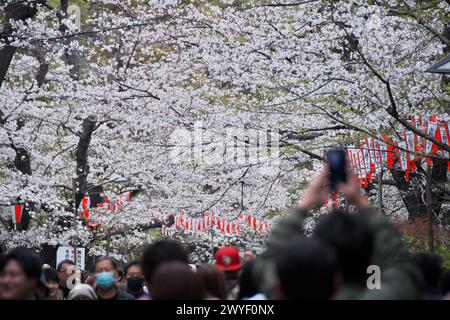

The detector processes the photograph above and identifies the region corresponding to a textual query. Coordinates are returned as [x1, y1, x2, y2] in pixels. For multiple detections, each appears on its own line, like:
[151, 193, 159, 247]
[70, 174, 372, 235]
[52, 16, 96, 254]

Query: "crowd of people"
[0, 166, 449, 300]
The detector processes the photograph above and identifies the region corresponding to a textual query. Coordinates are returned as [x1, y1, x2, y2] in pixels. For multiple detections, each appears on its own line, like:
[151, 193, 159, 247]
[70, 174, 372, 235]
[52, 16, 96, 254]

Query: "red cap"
[215, 247, 242, 272]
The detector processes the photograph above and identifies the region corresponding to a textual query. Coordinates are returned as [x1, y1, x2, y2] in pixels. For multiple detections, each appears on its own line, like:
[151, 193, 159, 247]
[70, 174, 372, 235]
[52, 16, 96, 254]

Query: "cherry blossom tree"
[0, 0, 448, 263]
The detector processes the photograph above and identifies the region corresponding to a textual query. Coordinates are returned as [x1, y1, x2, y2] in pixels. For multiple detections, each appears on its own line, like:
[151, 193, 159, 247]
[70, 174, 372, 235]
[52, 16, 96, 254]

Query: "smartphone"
[327, 148, 347, 191]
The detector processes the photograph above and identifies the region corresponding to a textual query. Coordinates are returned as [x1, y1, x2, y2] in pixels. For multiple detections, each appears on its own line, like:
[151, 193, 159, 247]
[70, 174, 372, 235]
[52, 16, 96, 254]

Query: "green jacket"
[253, 207, 423, 300]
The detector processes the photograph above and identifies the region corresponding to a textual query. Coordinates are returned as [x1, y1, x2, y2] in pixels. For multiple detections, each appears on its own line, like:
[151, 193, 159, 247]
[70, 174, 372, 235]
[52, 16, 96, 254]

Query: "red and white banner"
[346, 116, 449, 186]
[10, 204, 24, 226]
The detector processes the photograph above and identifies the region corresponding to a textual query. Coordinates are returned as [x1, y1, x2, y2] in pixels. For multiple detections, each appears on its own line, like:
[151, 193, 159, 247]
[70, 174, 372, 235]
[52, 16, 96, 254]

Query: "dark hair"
[238, 259, 258, 299]
[0, 248, 43, 280]
[151, 262, 205, 300]
[197, 264, 226, 299]
[43, 267, 60, 284]
[414, 252, 444, 288]
[141, 240, 189, 284]
[124, 260, 140, 277]
[56, 259, 75, 272]
[276, 236, 338, 300]
[92, 256, 118, 273]
[313, 209, 374, 284]
[439, 269, 450, 296]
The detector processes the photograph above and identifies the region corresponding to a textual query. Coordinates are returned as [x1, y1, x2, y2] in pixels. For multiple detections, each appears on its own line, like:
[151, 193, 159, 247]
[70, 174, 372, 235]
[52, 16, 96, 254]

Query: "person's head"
[56, 259, 75, 289]
[439, 269, 450, 296]
[124, 260, 143, 278]
[197, 264, 226, 299]
[124, 260, 144, 295]
[141, 240, 189, 286]
[313, 209, 373, 284]
[0, 248, 43, 300]
[275, 236, 338, 300]
[92, 256, 119, 290]
[151, 262, 205, 300]
[215, 247, 242, 278]
[42, 267, 60, 299]
[238, 259, 258, 299]
[414, 252, 444, 289]
[243, 250, 256, 263]
[68, 284, 98, 300]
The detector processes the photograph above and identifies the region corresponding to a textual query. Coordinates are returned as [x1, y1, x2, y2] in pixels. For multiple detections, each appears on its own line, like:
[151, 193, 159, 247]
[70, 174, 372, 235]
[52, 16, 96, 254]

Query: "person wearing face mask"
[92, 256, 135, 300]
[123, 260, 147, 298]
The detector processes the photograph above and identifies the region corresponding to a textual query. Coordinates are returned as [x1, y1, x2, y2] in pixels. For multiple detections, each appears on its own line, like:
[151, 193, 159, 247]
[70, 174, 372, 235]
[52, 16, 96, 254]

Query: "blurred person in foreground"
[215, 246, 242, 300]
[439, 269, 450, 300]
[252, 162, 423, 299]
[91, 256, 135, 300]
[197, 264, 226, 300]
[274, 236, 338, 300]
[238, 259, 266, 300]
[141, 239, 189, 299]
[0, 248, 43, 300]
[151, 262, 205, 300]
[414, 252, 444, 300]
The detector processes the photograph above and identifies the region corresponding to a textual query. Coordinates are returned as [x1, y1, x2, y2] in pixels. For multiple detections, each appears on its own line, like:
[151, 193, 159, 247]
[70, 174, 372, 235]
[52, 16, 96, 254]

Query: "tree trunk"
[0, 1, 43, 88]
[390, 158, 448, 221]
[74, 116, 97, 210]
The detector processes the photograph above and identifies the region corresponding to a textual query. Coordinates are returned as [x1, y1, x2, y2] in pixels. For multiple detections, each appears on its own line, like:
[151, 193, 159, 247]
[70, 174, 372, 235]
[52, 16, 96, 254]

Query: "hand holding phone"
[326, 148, 347, 191]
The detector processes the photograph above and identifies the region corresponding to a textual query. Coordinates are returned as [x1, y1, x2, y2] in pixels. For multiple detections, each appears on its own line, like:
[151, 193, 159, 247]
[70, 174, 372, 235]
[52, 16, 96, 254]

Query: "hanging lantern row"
[347, 115, 449, 188]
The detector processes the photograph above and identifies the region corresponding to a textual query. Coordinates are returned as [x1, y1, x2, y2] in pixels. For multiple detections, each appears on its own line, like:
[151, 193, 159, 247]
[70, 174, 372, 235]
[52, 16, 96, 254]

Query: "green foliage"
[403, 235, 450, 269]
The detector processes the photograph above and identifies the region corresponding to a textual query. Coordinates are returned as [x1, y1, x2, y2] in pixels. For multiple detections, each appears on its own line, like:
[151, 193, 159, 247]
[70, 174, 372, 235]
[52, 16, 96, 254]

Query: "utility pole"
[426, 166, 434, 252]
[72, 178, 77, 267]
[210, 217, 214, 262]
[377, 171, 383, 215]
[123, 224, 129, 261]
[106, 228, 111, 257]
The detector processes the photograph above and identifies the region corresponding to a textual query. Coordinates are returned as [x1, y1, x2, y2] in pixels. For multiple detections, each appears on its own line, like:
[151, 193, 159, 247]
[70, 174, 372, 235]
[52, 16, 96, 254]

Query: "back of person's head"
[313, 209, 373, 284]
[68, 284, 98, 300]
[238, 260, 258, 299]
[414, 252, 444, 289]
[151, 262, 205, 300]
[197, 264, 226, 299]
[439, 269, 450, 296]
[275, 236, 338, 300]
[141, 240, 189, 284]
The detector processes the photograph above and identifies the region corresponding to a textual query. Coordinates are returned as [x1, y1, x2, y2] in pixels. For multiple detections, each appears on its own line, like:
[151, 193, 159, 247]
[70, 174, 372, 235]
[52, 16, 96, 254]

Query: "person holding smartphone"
[252, 149, 423, 300]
